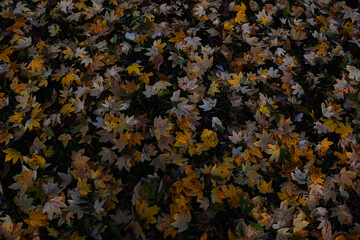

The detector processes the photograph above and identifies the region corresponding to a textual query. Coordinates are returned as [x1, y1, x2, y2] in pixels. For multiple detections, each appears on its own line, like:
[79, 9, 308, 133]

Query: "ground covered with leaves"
[1, 0, 360, 239]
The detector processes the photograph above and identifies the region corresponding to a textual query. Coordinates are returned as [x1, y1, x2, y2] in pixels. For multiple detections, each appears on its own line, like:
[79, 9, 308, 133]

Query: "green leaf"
[109, 222, 123, 240]
[215, 124, 226, 134]
[71, 124, 85, 133]
[170, 101, 182, 106]
[210, 175, 224, 182]
[292, 104, 310, 115]
[130, 16, 142, 26]
[81, 75, 94, 82]
[161, 89, 172, 95]
[45, 126, 55, 138]
[40, 14, 46, 23]
[248, 221, 263, 231]
[280, 148, 291, 162]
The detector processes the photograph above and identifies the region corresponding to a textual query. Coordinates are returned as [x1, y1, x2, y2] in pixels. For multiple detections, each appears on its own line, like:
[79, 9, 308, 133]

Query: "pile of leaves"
[1, 0, 360, 239]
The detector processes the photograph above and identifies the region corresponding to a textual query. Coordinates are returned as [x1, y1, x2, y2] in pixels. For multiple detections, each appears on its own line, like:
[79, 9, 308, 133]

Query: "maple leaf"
[98, 147, 117, 164]
[61, 73, 75, 87]
[157, 213, 178, 239]
[235, 11, 246, 24]
[272, 201, 295, 229]
[315, 138, 333, 154]
[60, 103, 76, 116]
[77, 178, 91, 196]
[265, 144, 281, 161]
[0, 47, 13, 63]
[112, 134, 128, 152]
[138, 72, 153, 85]
[315, 42, 329, 57]
[335, 122, 353, 138]
[207, 81, 220, 96]
[58, 134, 72, 148]
[184, 36, 202, 50]
[153, 117, 173, 140]
[9, 112, 24, 124]
[15, 168, 35, 190]
[309, 166, 325, 184]
[211, 164, 230, 184]
[346, 65, 360, 81]
[323, 119, 337, 132]
[169, 29, 186, 45]
[25, 208, 49, 228]
[258, 178, 274, 194]
[151, 54, 164, 70]
[228, 72, 244, 88]
[3, 148, 22, 164]
[331, 204, 353, 225]
[193, 53, 213, 74]
[223, 184, 241, 207]
[27, 57, 45, 72]
[93, 199, 105, 214]
[126, 63, 142, 75]
[90, 54, 105, 71]
[42, 196, 66, 220]
[201, 130, 219, 149]
[14, 194, 35, 213]
[171, 212, 191, 233]
[182, 177, 204, 200]
[170, 101, 195, 121]
[128, 132, 144, 147]
[199, 98, 217, 111]
[135, 200, 160, 229]
[28, 155, 46, 170]
[293, 211, 309, 237]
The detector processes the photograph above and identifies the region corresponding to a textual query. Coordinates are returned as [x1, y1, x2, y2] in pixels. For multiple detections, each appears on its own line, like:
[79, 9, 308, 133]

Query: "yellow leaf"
[235, 11, 246, 24]
[265, 144, 280, 161]
[310, 166, 325, 184]
[126, 63, 142, 75]
[228, 72, 244, 88]
[60, 103, 75, 116]
[25, 208, 49, 228]
[61, 73, 75, 87]
[315, 42, 328, 57]
[58, 134, 72, 148]
[207, 81, 220, 96]
[259, 16, 267, 25]
[232, 2, 246, 12]
[27, 57, 45, 72]
[62, 47, 74, 60]
[223, 184, 240, 199]
[323, 119, 337, 132]
[127, 132, 144, 147]
[135, 200, 160, 229]
[201, 129, 218, 148]
[169, 29, 186, 45]
[293, 212, 309, 237]
[9, 112, 24, 124]
[47, 227, 59, 238]
[0, 47, 13, 63]
[316, 138, 333, 154]
[3, 148, 22, 164]
[175, 131, 191, 146]
[335, 122, 353, 138]
[138, 72, 153, 85]
[77, 178, 91, 196]
[29, 155, 46, 170]
[211, 164, 230, 182]
[258, 179, 274, 194]
[153, 39, 166, 53]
